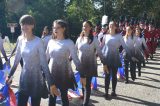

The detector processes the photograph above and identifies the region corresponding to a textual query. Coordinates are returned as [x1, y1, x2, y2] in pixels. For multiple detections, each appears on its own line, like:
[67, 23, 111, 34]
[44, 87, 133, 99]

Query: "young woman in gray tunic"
[123, 26, 138, 83]
[41, 26, 52, 50]
[101, 21, 136, 99]
[135, 26, 149, 77]
[76, 21, 105, 106]
[47, 20, 82, 106]
[7, 15, 59, 106]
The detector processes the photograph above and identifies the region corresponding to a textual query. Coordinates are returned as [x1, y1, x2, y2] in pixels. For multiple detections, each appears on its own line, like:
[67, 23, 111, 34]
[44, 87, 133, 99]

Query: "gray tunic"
[123, 36, 137, 60]
[102, 34, 130, 68]
[41, 35, 52, 50]
[135, 37, 148, 62]
[9, 36, 53, 98]
[46, 39, 81, 89]
[76, 36, 104, 77]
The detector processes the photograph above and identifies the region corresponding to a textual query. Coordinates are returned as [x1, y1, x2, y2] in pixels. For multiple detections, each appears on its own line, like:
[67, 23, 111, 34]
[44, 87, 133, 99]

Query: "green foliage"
[1, 0, 160, 42]
[0, 0, 7, 38]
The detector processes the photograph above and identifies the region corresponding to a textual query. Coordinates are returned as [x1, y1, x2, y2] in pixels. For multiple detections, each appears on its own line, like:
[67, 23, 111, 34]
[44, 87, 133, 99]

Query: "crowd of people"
[0, 14, 159, 106]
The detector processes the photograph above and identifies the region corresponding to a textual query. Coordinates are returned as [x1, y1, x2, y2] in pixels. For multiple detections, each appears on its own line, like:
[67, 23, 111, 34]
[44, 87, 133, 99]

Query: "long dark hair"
[135, 26, 143, 38]
[108, 21, 119, 34]
[53, 19, 69, 39]
[125, 26, 134, 39]
[80, 21, 93, 44]
[42, 26, 49, 36]
[19, 14, 35, 25]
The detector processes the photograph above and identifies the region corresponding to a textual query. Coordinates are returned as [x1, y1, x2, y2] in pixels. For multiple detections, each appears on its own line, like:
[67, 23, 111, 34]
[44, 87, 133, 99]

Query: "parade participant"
[139, 20, 145, 32]
[41, 26, 52, 50]
[148, 22, 156, 59]
[93, 22, 101, 37]
[123, 26, 138, 83]
[7, 15, 59, 106]
[0, 33, 9, 69]
[47, 19, 82, 106]
[97, 15, 108, 46]
[41, 26, 49, 38]
[76, 21, 105, 106]
[101, 21, 137, 98]
[156, 27, 160, 46]
[118, 16, 125, 35]
[139, 19, 148, 65]
[143, 27, 150, 61]
[124, 16, 130, 29]
[152, 25, 159, 54]
[144, 20, 149, 31]
[135, 26, 149, 77]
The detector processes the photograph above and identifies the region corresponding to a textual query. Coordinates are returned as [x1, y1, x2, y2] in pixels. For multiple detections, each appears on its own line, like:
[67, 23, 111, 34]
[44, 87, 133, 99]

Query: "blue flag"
[0, 63, 11, 85]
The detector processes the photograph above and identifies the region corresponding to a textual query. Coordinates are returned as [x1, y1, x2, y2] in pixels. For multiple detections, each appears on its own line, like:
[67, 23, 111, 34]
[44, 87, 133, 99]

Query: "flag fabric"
[74, 71, 98, 90]
[0, 70, 5, 84]
[58, 71, 98, 101]
[117, 53, 125, 79]
[117, 67, 125, 79]
[91, 77, 97, 90]
[0, 84, 17, 106]
[0, 63, 11, 85]
[74, 71, 82, 89]
[102, 53, 125, 80]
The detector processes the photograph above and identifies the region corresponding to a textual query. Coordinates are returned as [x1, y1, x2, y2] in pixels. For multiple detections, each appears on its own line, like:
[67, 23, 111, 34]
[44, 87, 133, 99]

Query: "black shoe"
[125, 80, 129, 84]
[138, 73, 141, 77]
[146, 60, 148, 62]
[131, 76, 135, 81]
[150, 55, 153, 60]
[143, 63, 146, 67]
[103, 93, 109, 99]
[111, 91, 117, 97]
[132, 78, 135, 81]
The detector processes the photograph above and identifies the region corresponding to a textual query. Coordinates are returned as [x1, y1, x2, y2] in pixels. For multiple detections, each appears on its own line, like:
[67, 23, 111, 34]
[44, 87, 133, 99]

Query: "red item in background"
[8, 87, 17, 106]
[144, 30, 150, 59]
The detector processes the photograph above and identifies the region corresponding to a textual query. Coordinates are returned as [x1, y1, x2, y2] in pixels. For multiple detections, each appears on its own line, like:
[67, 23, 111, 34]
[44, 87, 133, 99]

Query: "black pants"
[124, 59, 136, 82]
[105, 67, 118, 94]
[82, 76, 92, 106]
[136, 61, 141, 76]
[18, 91, 41, 106]
[0, 57, 3, 70]
[142, 59, 145, 66]
[49, 88, 69, 106]
[20, 58, 23, 67]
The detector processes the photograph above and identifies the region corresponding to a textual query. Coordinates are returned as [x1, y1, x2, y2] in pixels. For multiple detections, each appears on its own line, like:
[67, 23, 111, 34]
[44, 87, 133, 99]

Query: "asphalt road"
[10, 48, 160, 106]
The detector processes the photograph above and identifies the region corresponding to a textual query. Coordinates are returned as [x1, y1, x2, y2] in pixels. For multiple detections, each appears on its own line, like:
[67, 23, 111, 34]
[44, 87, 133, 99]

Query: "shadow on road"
[112, 94, 160, 106]
[146, 62, 160, 65]
[129, 81, 160, 89]
[141, 71, 160, 76]
[137, 76, 160, 83]
[150, 58, 160, 61]
[91, 89, 105, 97]
[143, 65, 160, 70]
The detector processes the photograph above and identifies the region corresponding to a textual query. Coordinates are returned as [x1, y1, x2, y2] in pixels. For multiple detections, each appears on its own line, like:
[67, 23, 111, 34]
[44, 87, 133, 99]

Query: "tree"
[2, 0, 160, 42]
[66, 0, 101, 40]
[0, 0, 7, 38]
